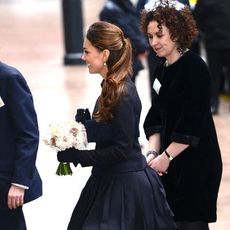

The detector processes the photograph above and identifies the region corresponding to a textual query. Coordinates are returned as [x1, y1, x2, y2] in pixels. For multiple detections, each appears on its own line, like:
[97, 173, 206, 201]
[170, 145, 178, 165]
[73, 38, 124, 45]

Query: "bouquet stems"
[56, 162, 73, 176]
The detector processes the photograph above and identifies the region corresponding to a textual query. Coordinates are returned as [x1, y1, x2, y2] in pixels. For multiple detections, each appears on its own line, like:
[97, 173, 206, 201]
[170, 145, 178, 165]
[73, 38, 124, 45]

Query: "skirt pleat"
[67, 163, 177, 230]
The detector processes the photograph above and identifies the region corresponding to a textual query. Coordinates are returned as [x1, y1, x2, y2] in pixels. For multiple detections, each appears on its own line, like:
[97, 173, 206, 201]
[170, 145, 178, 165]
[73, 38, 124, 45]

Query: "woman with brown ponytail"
[57, 21, 176, 230]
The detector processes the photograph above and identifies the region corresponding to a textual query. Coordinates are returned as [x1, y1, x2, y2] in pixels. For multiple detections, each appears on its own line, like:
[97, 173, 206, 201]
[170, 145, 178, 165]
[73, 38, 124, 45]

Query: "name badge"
[0, 96, 5, 107]
[153, 78, 161, 94]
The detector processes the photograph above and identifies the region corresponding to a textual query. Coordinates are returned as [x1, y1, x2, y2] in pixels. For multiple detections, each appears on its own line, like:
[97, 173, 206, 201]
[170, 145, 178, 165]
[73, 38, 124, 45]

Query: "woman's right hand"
[75, 108, 91, 124]
[147, 153, 170, 176]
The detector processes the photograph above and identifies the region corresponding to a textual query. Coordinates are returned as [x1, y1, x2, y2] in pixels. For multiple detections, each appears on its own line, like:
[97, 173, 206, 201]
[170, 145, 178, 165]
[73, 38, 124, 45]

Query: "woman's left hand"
[57, 147, 79, 163]
[147, 153, 170, 176]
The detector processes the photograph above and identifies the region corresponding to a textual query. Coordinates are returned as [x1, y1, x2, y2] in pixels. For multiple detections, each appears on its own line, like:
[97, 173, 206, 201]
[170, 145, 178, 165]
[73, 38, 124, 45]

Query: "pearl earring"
[103, 62, 107, 66]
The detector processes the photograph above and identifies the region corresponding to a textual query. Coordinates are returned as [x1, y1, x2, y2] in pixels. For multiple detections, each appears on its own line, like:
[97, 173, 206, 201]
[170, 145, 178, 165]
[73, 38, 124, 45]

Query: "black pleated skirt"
[67, 154, 177, 230]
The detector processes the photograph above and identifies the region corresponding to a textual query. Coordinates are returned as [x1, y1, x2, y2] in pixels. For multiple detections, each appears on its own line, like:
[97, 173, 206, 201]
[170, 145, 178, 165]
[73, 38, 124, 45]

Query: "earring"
[103, 62, 107, 66]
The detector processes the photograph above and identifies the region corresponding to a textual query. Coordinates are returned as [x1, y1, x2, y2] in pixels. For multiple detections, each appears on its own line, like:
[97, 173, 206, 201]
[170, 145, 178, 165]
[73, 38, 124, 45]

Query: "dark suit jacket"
[0, 62, 42, 209]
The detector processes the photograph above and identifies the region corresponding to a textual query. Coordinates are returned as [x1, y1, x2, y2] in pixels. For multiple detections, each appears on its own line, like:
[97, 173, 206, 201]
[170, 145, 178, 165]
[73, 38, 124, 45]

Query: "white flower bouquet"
[43, 120, 88, 176]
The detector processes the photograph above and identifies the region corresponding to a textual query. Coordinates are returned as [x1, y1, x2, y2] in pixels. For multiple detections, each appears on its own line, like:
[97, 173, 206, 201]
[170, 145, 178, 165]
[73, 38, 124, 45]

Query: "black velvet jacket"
[144, 51, 222, 222]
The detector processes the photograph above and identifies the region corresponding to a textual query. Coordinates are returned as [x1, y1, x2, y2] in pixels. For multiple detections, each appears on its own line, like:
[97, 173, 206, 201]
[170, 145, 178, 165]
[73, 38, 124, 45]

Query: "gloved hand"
[75, 108, 91, 124]
[57, 147, 80, 166]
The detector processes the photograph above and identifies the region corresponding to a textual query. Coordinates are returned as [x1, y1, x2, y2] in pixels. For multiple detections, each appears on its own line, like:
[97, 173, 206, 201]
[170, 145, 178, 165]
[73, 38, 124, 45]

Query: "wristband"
[146, 150, 159, 158]
[164, 150, 173, 161]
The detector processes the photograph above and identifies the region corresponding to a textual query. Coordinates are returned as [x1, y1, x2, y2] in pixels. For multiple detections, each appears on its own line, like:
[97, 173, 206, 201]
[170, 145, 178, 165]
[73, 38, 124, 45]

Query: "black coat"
[144, 51, 222, 222]
[78, 77, 142, 166]
[194, 0, 230, 50]
[99, 0, 148, 78]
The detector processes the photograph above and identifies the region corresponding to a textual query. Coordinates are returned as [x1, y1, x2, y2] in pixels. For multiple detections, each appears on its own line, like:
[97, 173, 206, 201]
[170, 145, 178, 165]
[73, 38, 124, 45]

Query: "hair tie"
[121, 36, 126, 49]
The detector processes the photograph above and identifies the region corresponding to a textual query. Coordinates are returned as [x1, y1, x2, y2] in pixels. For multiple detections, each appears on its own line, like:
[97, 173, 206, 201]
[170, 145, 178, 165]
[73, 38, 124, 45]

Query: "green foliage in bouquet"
[43, 120, 88, 176]
[56, 162, 73, 176]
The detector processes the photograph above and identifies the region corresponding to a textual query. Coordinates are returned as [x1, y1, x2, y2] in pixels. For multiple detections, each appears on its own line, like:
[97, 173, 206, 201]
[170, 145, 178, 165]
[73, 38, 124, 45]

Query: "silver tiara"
[144, 0, 185, 11]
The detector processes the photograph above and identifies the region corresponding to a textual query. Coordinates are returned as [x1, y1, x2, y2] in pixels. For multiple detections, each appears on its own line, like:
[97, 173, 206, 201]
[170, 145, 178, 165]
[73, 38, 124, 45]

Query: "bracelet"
[164, 150, 174, 161]
[146, 150, 159, 158]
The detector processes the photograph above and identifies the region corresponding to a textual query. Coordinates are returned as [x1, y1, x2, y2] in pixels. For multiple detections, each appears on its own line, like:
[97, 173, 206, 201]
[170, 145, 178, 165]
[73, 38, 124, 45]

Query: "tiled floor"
[0, 0, 229, 229]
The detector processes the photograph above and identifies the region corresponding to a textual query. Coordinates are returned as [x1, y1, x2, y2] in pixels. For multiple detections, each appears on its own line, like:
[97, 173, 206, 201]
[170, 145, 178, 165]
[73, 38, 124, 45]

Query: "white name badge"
[153, 78, 161, 94]
[0, 96, 5, 107]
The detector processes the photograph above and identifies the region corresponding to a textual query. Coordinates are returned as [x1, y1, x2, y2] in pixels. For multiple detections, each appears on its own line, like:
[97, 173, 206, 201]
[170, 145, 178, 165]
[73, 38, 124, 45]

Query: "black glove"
[57, 147, 80, 166]
[75, 108, 91, 124]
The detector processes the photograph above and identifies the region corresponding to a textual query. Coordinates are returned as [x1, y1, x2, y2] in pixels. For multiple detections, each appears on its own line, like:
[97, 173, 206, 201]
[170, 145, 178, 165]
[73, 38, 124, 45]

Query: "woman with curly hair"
[140, 0, 222, 229]
[57, 21, 177, 230]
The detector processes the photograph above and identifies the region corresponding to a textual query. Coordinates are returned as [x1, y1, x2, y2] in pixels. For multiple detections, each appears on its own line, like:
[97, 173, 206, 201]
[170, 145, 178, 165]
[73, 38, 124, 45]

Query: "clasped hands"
[146, 153, 170, 176]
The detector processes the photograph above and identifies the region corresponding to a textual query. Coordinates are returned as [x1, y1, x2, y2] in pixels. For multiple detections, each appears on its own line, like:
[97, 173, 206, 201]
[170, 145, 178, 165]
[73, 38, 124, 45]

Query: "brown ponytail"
[86, 21, 132, 121]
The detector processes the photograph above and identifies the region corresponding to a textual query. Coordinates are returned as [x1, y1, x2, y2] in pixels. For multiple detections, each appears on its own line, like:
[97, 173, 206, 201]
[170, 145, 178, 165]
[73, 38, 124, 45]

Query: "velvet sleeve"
[171, 57, 210, 147]
[143, 105, 162, 140]
[143, 65, 164, 140]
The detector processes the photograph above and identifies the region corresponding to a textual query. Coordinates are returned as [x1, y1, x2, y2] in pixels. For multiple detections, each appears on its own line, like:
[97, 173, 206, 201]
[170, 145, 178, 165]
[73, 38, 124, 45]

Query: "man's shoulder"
[0, 62, 24, 81]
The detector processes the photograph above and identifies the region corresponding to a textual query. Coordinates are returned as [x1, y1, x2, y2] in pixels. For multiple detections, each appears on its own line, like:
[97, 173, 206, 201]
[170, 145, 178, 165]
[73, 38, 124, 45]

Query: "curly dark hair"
[140, 1, 198, 50]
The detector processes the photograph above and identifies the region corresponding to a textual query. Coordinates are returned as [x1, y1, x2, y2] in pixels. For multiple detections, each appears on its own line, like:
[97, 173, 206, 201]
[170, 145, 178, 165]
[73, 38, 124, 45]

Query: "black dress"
[144, 51, 222, 222]
[67, 78, 176, 229]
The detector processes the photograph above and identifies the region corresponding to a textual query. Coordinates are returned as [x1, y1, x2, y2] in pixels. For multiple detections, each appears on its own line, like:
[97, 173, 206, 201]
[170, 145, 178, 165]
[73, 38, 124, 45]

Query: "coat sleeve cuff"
[144, 125, 162, 140]
[11, 183, 29, 190]
[171, 132, 200, 147]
